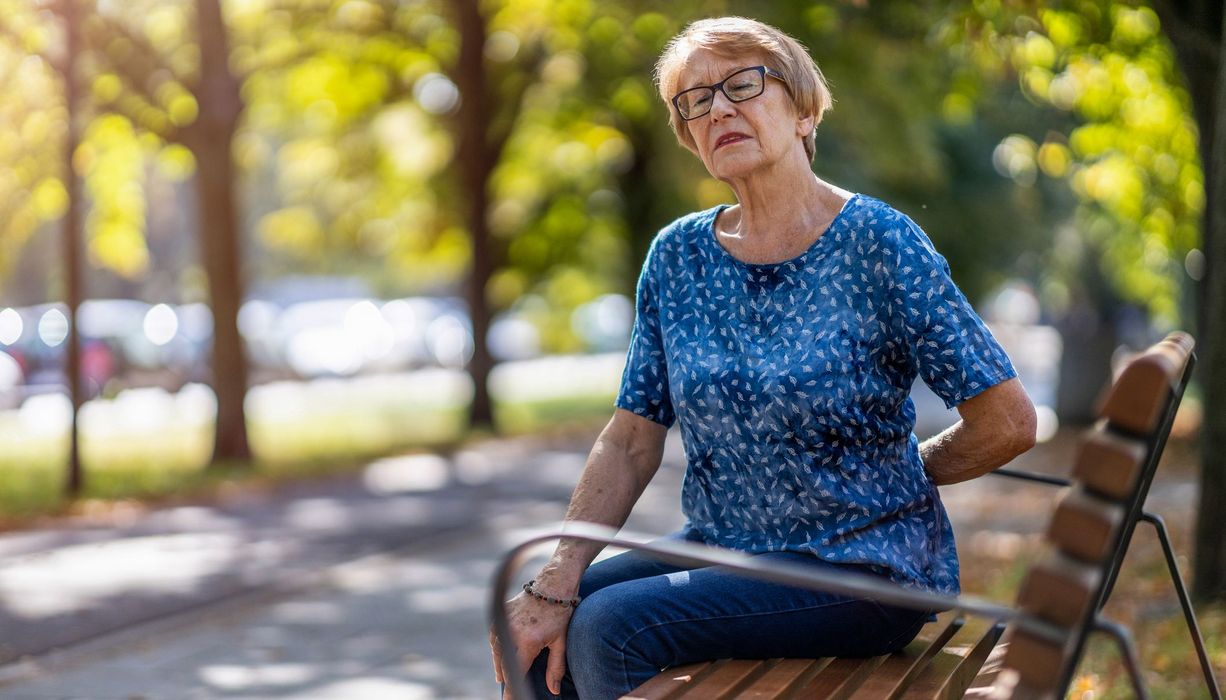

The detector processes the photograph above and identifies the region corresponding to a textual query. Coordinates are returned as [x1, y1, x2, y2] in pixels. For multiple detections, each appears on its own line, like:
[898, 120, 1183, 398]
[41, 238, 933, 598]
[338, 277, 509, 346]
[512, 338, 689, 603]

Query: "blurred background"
[0, 0, 1223, 698]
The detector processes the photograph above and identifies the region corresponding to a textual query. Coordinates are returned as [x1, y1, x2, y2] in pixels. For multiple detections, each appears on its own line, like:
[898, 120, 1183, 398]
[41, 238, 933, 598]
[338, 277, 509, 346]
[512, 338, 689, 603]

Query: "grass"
[0, 379, 619, 524]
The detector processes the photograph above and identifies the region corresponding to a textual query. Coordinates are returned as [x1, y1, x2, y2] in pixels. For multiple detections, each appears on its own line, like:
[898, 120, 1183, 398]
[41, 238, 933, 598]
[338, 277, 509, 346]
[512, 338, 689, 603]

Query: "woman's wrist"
[534, 557, 585, 597]
[522, 579, 582, 608]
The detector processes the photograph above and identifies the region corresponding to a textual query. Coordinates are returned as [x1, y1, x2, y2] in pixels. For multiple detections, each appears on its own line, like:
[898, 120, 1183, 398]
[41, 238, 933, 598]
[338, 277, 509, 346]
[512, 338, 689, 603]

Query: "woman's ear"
[795, 113, 815, 139]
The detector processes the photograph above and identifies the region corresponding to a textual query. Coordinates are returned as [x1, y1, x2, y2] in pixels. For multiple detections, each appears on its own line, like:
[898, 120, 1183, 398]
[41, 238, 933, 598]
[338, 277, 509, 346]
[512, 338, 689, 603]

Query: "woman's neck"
[718, 158, 849, 254]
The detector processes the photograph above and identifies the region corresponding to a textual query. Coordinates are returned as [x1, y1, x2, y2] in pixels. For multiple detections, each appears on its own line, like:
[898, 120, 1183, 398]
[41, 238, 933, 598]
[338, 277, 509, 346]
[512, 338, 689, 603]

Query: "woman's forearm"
[532, 421, 664, 596]
[919, 420, 1020, 485]
[920, 379, 1037, 486]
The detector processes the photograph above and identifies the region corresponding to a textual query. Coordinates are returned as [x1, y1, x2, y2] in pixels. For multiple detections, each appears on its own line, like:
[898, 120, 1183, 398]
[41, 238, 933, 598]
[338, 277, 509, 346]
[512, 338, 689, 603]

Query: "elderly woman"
[490, 16, 1036, 700]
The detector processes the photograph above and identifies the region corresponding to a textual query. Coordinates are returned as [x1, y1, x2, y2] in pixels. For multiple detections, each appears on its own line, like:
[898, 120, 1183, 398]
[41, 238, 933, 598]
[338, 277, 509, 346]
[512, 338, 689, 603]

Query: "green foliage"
[77, 114, 150, 277]
[0, 6, 67, 282]
[937, 0, 1202, 324]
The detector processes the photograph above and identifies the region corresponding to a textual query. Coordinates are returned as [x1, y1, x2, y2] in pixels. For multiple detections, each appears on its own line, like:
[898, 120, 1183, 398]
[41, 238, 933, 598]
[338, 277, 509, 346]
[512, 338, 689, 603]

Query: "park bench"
[491, 332, 1220, 699]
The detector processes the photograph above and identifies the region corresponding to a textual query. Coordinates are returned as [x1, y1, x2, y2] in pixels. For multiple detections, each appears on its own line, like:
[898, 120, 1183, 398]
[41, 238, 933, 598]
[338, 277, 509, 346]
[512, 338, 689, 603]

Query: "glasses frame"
[670, 65, 789, 121]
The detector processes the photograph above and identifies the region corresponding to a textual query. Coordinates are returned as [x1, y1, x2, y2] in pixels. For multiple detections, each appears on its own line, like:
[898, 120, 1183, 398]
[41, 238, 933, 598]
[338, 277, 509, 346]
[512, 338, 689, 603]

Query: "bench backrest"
[994, 332, 1195, 698]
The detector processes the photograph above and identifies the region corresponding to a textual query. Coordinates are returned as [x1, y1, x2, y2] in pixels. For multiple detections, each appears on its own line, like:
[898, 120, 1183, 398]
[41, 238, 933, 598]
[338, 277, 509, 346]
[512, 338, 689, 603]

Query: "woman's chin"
[708, 156, 763, 181]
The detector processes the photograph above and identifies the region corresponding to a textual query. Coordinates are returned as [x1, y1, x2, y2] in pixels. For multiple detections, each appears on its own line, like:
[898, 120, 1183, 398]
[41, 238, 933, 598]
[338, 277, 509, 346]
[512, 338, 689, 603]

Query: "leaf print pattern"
[615, 193, 1018, 595]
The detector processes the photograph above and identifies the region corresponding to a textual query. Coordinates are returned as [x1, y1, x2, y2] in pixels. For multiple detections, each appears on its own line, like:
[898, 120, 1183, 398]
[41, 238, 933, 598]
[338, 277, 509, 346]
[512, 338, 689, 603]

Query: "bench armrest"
[990, 467, 1071, 488]
[489, 521, 1052, 699]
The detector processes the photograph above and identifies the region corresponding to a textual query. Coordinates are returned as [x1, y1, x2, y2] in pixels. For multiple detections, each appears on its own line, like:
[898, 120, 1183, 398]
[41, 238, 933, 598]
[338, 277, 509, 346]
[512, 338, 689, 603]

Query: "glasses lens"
[725, 68, 764, 101]
[677, 89, 713, 119]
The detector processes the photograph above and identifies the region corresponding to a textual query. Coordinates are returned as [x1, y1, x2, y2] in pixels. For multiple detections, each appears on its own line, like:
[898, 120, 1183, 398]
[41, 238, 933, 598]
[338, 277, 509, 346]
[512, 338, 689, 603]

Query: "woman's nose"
[709, 90, 737, 121]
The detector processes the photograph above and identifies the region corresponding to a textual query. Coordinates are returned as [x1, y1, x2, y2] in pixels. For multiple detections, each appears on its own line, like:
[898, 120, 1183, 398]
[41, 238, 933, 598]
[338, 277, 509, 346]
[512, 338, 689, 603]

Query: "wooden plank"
[896, 616, 1005, 700]
[999, 624, 1069, 693]
[794, 656, 887, 700]
[1072, 429, 1147, 501]
[622, 661, 719, 700]
[676, 659, 772, 699]
[1097, 333, 1190, 435]
[736, 658, 830, 699]
[844, 614, 966, 700]
[1015, 550, 1101, 628]
[968, 669, 1055, 700]
[963, 638, 1009, 698]
[1045, 487, 1122, 562]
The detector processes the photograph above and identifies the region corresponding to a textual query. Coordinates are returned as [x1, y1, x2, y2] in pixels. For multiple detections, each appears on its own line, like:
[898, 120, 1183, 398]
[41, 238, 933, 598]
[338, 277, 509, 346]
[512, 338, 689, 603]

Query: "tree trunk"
[58, 0, 85, 495]
[454, 0, 496, 432]
[1193, 3, 1226, 602]
[1155, 0, 1226, 602]
[185, 0, 250, 462]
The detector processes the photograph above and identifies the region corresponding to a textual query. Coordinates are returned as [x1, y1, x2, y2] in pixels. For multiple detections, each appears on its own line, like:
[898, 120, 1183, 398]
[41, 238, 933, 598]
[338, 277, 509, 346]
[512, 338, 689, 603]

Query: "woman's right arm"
[491, 408, 669, 696]
[537, 407, 669, 593]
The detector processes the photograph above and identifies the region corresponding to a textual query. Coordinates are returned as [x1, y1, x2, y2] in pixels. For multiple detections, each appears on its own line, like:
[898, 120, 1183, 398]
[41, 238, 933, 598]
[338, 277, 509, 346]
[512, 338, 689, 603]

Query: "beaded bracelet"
[523, 579, 582, 608]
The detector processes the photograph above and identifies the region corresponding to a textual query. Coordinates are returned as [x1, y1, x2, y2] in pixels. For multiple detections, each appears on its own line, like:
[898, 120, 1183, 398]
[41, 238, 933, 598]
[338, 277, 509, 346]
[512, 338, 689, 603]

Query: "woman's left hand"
[490, 590, 575, 698]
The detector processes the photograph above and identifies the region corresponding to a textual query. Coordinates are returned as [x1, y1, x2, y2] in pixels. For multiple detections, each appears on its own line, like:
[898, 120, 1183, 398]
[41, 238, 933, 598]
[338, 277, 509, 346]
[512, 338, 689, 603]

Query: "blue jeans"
[504, 527, 932, 699]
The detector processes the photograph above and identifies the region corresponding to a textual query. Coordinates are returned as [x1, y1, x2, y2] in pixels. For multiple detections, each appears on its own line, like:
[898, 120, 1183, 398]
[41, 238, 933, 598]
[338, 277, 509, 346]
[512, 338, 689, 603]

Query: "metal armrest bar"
[490, 522, 1040, 700]
[990, 467, 1071, 488]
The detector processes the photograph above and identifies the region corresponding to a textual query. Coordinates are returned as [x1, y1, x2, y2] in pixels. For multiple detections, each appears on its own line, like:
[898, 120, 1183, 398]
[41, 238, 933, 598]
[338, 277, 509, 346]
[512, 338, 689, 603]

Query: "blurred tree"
[1148, 0, 1226, 603]
[452, 0, 521, 428]
[937, 0, 1226, 603]
[0, 9, 70, 280]
[0, 0, 250, 462]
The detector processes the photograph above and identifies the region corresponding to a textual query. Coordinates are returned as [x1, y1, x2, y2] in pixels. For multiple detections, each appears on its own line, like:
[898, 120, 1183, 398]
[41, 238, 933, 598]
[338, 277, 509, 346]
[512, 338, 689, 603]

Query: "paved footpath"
[0, 427, 690, 700]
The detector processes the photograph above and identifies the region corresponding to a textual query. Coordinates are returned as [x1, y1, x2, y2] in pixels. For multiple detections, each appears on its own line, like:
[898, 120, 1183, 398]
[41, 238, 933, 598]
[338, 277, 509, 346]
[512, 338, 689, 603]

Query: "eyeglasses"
[671, 65, 789, 121]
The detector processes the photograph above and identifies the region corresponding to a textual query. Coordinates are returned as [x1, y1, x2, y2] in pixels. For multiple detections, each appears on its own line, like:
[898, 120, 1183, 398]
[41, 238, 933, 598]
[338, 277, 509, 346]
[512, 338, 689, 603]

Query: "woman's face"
[676, 49, 810, 182]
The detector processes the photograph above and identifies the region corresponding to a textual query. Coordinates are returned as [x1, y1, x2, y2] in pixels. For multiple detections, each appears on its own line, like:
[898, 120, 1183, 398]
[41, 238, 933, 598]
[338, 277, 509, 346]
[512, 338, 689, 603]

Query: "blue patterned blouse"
[614, 193, 1017, 595]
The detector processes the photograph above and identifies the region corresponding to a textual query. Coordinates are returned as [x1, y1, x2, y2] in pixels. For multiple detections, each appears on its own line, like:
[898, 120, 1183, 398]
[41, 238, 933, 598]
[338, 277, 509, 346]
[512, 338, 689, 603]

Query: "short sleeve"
[614, 235, 677, 427]
[889, 216, 1017, 409]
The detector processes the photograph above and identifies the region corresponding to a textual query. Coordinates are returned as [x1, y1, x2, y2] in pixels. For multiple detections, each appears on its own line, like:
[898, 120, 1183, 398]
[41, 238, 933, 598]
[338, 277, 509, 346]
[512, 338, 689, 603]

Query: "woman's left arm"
[920, 377, 1037, 486]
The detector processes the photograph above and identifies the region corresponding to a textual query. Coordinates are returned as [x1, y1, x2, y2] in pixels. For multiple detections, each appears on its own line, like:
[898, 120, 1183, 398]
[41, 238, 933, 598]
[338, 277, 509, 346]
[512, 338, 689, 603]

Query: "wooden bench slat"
[1072, 429, 1147, 501]
[1015, 549, 1101, 628]
[999, 623, 1069, 693]
[1097, 334, 1190, 435]
[794, 656, 887, 700]
[844, 614, 966, 700]
[736, 659, 831, 699]
[622, 661, 718, 700]
[1045, 487, 1123, 562]
[897, 616, 1005, 700]
[676, 659, 774, 699]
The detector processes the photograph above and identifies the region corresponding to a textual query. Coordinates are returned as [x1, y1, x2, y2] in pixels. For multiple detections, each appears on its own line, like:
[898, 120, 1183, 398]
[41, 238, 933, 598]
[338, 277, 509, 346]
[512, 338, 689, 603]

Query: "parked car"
[1, 302, 130, 399]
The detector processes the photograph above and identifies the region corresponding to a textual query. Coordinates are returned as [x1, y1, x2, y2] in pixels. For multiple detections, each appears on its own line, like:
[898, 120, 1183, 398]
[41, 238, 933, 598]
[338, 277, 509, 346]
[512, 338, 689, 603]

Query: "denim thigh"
[564, 550, 929, 698]
[513, 528, 929, 700]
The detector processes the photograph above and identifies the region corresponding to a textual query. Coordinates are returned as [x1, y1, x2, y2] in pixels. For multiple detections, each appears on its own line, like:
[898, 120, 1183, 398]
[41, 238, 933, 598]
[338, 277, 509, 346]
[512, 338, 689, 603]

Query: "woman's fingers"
[545, 633, 568, 696]
[514, 636, 539, 682]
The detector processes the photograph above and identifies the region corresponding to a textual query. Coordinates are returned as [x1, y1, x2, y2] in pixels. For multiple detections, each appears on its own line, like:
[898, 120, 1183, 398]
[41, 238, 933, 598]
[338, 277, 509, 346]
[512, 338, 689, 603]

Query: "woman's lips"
[715, 134, 750, 150]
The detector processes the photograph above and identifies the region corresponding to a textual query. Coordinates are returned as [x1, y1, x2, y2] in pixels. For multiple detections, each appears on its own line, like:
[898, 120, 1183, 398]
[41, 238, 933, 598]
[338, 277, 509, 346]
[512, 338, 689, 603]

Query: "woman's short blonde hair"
[653, 17, 833, 162]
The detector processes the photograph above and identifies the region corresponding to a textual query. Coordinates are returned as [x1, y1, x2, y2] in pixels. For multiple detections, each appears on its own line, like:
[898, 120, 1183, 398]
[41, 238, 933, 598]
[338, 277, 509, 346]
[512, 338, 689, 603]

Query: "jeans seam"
[615, 597, 867, 691]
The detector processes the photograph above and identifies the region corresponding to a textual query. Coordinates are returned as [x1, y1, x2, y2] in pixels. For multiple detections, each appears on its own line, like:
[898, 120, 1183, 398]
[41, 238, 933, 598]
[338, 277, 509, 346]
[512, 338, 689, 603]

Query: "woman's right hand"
[490, 590, 576, 698]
